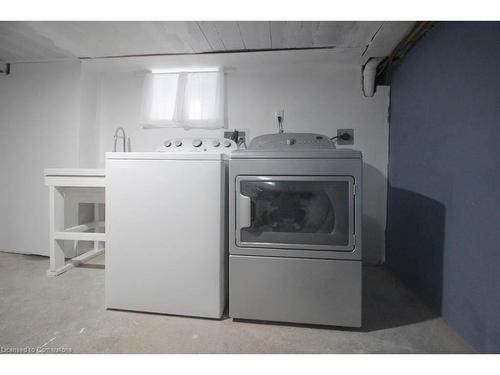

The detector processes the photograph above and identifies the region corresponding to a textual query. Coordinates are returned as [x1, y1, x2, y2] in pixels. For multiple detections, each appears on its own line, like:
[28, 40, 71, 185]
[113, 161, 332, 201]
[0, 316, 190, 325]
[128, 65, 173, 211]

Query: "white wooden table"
[44, 169, 106, 276]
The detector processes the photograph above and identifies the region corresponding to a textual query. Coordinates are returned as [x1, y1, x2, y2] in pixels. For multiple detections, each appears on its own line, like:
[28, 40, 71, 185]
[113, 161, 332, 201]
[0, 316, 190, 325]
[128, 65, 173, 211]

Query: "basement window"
[140, 70, 225, 129]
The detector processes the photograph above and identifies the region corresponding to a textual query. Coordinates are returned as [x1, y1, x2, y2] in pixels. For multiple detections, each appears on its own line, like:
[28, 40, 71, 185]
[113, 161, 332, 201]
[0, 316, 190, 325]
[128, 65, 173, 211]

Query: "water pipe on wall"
[362, 57, 384, 97]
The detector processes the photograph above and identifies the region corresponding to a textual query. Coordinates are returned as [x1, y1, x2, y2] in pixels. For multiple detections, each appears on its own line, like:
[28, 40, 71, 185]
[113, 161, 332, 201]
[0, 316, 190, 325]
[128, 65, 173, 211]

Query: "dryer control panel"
[157, 138, 237, 153]
[248, 133, 335, 151]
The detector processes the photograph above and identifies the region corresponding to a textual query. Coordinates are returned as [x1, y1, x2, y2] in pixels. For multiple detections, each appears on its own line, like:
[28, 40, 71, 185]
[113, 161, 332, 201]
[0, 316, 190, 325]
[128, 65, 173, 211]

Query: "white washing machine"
[105, 137, 236, 319]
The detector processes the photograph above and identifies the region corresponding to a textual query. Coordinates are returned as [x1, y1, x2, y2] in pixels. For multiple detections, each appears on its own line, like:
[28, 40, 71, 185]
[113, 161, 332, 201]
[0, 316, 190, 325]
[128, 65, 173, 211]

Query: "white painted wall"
[0, 61, 82, 255]
[78, 69, 101, 168]
[94, 55, 389, 263]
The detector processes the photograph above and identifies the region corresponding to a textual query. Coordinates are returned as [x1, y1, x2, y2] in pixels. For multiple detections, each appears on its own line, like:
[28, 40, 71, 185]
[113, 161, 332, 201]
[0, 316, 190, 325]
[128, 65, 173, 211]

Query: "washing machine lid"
[106, 137, 237, 161]
[106, 152, 225, 160]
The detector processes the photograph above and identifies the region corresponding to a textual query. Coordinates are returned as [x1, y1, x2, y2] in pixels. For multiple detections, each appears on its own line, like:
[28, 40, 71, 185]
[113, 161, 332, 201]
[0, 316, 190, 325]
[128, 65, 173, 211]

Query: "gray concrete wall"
[387, 21, 500, 353]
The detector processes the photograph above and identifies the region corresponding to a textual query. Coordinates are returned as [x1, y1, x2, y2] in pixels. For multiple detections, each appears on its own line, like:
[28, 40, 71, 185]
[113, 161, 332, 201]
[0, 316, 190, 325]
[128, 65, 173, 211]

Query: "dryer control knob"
[223, 140, 232, 148]
[212, 140, 220, 147]
[286, 138, 296, 145]
[164, 140, 172, 147]
[192, 139, 202, 148]
[174, 140, 182, 147]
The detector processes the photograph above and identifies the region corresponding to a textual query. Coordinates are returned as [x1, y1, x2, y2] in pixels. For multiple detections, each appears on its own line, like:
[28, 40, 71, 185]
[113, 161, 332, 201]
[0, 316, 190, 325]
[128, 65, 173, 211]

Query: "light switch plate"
[337, 128, 354, 145]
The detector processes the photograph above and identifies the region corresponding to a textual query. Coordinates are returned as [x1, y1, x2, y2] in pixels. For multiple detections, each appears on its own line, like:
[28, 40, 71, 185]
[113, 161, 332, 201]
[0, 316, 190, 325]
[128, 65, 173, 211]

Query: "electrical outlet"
[275, 110, 285, 133]
[337, 128, 354, 145]
[224, 130, 247, 144]
[0, 62, 10, 76]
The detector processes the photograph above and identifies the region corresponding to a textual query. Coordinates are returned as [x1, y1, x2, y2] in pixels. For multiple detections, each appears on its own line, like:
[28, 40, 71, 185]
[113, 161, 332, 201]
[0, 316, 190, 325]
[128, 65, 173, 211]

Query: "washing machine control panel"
[158, 138, 237, 153]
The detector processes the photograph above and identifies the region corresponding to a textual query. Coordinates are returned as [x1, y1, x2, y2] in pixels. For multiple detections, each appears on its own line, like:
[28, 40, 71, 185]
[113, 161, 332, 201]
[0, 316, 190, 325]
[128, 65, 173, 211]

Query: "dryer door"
[235, 176, 355, 251]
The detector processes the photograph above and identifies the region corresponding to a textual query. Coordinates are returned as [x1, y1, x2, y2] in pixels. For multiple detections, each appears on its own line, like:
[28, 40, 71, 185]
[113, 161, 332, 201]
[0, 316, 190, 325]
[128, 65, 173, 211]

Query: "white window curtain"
[140, 71, 225, 129]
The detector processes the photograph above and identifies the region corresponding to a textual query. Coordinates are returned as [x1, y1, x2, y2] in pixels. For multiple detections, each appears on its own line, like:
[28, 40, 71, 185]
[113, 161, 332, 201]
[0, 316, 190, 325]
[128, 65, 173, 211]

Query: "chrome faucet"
[113, 127, 127, 152]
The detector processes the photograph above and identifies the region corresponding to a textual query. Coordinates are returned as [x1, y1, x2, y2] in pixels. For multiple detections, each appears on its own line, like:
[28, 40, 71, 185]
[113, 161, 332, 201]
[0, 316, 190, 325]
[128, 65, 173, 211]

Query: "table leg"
[94, 203, 99, 251]
[48, 186, 66, 275]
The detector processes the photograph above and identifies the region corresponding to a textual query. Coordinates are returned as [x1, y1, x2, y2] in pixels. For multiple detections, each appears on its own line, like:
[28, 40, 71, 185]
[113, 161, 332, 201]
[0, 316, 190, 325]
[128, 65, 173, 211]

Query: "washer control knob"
[212, 139, 220, 147]
[286, 138, 296, 145]
[192, 139, 202, 148]
[223, 139, 232, 148]
[164, 140, 172, 148]
[174, 140, 182, 147]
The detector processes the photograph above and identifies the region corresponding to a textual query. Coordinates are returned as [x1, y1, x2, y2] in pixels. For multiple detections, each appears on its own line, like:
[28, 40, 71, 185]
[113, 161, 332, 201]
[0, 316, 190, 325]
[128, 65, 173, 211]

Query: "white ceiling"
[0, 21, 414, 64]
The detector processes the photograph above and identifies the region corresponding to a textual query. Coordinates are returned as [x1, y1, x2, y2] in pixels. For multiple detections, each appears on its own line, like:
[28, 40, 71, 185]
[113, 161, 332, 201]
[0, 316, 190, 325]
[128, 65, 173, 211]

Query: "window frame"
[139, 69, 225, 130]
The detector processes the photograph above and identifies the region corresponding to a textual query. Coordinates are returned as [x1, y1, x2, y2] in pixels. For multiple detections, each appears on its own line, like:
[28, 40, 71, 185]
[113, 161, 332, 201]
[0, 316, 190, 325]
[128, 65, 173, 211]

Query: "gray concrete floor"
[0, 251, 473, 354]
